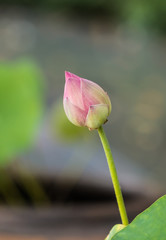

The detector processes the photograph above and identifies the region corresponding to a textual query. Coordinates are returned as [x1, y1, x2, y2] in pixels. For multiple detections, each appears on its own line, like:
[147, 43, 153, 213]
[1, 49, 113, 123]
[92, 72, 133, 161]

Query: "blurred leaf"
[112, 195, 166, 240]
[0, 59, 43, 164]
[50, 99, 89, 142]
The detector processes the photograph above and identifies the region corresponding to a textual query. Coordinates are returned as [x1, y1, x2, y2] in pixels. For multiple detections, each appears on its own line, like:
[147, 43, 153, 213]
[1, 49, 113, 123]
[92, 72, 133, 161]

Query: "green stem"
[98, 126, 129, 225]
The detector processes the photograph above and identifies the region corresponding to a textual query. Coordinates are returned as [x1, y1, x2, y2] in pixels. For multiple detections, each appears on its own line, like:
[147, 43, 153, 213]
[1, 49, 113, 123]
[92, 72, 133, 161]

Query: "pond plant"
[63, 71, 166, 240]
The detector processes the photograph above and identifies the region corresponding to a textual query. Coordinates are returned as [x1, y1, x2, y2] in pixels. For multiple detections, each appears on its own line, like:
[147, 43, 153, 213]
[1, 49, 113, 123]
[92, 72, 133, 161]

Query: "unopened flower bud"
[63, 71, 111, 130]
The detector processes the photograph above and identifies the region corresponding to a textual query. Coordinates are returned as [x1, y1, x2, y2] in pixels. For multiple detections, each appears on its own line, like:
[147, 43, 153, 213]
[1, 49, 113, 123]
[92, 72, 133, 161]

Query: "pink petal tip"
[65, 71, 80, 82]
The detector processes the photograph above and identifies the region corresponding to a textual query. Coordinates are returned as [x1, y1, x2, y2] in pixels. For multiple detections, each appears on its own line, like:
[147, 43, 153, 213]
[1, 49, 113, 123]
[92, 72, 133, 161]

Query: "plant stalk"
[98, 126, 129, 225]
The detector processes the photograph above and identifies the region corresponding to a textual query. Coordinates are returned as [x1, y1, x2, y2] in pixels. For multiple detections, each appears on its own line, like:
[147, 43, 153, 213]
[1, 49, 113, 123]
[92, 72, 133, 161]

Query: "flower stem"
[98, 126, 129, 225]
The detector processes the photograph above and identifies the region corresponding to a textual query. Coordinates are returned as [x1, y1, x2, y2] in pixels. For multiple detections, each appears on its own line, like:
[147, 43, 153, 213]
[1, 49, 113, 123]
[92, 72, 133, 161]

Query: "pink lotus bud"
[63, 71, 111, 130]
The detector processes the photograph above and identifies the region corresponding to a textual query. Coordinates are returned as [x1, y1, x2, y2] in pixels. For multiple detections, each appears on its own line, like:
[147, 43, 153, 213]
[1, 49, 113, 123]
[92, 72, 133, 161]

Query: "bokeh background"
[0, 1, 166, 239]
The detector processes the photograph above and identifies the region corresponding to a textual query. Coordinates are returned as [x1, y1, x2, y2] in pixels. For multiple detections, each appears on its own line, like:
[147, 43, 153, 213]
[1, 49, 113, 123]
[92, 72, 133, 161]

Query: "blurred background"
[0, 1, 166, 239]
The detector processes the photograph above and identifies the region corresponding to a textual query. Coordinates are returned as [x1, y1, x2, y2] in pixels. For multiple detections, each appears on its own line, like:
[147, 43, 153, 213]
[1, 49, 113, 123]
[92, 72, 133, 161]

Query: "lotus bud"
[63, 71, 111, 130]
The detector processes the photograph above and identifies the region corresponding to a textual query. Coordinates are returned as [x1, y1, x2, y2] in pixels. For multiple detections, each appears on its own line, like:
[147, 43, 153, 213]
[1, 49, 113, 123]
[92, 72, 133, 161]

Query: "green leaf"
[0, 59, 43, 164]
[105, 224, 126, 240]
[112, 195, 166, 240]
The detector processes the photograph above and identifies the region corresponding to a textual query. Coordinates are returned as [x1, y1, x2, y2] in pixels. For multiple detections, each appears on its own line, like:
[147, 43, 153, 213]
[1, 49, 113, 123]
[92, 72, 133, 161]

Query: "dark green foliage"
[1, 0, 166, 33]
